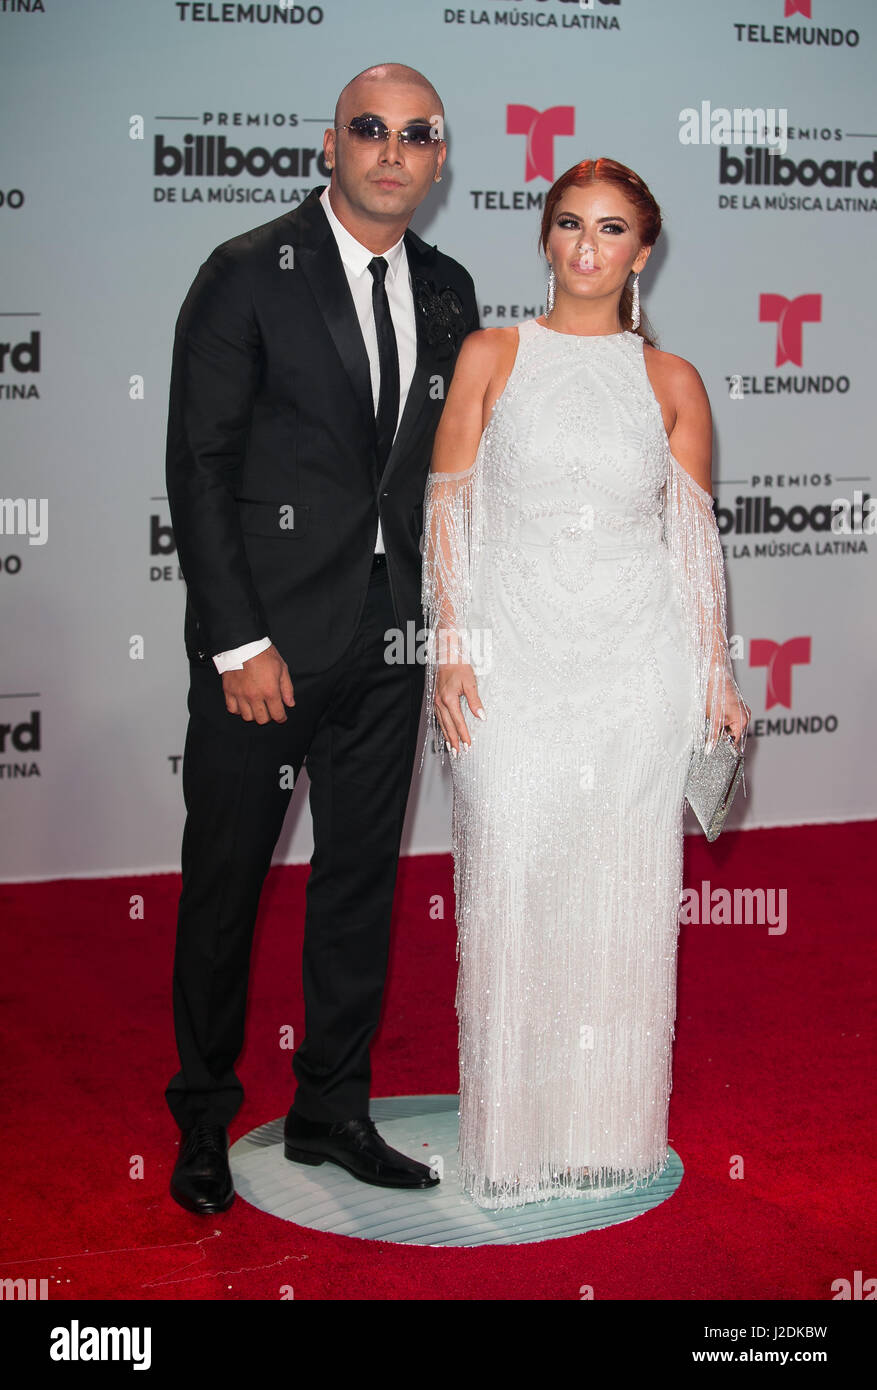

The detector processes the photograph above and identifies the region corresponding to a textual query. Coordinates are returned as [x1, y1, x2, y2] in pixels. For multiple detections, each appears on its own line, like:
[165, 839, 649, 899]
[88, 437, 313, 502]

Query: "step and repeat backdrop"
[1, 0, 874, 879]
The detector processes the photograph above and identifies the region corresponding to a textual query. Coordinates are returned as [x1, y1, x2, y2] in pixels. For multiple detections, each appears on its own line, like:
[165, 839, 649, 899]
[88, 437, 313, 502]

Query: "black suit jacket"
[165, 185, 479, 675]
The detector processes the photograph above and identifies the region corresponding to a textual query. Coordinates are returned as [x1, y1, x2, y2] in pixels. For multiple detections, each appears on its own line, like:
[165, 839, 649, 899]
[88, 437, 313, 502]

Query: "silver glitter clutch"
[685, 729, 745, 841]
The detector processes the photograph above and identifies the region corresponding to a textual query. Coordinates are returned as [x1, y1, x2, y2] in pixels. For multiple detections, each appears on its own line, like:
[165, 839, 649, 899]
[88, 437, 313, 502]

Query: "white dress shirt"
[213, 184, 418, 673]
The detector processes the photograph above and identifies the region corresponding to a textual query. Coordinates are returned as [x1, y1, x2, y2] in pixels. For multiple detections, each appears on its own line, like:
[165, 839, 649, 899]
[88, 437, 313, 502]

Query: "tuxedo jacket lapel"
[378, 230, 442, 493]
[291, 191, 377, 447]
[290, 189, 447, 493]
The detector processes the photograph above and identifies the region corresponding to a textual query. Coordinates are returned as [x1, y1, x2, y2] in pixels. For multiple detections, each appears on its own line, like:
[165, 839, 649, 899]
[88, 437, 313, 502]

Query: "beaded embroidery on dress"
[421, 317, 745, 1210]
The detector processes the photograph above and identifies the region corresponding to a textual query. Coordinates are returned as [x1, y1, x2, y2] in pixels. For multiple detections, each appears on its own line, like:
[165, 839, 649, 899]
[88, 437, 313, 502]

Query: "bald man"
[165, 64, 478, 1213]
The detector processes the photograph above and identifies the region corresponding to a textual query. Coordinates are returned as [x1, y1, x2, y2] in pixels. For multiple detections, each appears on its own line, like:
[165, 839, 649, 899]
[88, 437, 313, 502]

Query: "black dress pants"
[164, 561, 425, 1129]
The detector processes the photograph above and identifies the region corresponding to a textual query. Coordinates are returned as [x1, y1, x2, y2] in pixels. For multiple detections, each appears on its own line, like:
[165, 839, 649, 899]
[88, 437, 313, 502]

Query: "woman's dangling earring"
[631, 273, 640, 330]
[547, 266, 556, 315]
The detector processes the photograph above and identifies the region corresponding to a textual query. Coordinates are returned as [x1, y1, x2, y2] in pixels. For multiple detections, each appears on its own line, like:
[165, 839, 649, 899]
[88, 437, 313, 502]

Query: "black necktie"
[368, 256, 400, 470]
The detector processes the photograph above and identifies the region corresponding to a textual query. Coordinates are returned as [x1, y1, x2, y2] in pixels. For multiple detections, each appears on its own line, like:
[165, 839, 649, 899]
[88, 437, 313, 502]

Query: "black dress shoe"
[170, 1122, 235, 1214]
[284, 1111, 439, 1190]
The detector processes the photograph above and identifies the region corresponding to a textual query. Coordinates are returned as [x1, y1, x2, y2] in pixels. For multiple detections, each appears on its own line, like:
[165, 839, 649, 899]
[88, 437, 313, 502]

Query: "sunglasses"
[335, 115, 441, 148]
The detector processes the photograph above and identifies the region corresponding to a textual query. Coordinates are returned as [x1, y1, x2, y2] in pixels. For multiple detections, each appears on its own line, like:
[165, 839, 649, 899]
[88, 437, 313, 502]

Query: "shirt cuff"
[213, 637, 272, 673]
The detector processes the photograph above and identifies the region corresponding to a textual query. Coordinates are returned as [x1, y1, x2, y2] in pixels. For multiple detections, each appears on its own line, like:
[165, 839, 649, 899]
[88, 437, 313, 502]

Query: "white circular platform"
[229, 1095, 684, 1246]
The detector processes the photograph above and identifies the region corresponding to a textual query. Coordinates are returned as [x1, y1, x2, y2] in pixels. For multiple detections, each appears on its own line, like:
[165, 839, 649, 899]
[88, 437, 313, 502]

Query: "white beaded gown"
[421, 316, 744, 1210]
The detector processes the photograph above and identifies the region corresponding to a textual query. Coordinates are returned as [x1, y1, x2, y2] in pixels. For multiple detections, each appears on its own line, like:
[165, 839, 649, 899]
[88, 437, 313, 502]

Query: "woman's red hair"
[539, 158, 662, 345]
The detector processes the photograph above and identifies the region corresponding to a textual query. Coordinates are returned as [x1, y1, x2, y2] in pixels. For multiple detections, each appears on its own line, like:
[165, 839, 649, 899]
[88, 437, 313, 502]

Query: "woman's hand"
[723, 701, 751, 748]
[434, 662, 485, 756]
[708, 678, 751, 748]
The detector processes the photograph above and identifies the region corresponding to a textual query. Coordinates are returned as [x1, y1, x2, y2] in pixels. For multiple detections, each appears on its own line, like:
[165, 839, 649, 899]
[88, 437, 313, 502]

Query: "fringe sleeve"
[420, 455, 482, 770]
[663, 452, 749, 755]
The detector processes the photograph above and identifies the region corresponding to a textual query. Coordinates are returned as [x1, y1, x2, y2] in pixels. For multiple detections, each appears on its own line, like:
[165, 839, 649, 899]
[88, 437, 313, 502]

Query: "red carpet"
[1, 823, 874, 1301]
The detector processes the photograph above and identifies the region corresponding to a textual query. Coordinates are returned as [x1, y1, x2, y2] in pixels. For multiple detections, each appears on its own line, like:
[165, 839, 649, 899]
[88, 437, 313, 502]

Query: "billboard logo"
[784, 0, 811, 15]
[154, 135, 330, 180]
[506, 105, 575, 182]
[0, 705, 41, 781]
[0, 330, 40, 375]
[750, 636, 811, 708]
[758, 293, 821, 366]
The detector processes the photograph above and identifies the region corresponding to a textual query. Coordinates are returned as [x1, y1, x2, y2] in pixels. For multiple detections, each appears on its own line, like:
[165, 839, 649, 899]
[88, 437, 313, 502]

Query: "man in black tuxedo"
[164, 63, 478, 1213]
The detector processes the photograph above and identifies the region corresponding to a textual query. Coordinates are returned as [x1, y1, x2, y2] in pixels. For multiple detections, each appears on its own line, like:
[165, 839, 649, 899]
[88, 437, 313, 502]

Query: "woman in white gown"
[421, 158, 750, 1210]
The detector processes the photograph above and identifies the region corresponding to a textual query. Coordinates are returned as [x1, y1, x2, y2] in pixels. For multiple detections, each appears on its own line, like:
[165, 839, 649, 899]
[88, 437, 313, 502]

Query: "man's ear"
[323, 128, 336, 170]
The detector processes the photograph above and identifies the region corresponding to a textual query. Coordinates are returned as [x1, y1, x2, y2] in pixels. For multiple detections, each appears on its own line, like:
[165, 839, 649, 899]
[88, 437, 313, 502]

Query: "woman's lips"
[570, 248, 597, 272]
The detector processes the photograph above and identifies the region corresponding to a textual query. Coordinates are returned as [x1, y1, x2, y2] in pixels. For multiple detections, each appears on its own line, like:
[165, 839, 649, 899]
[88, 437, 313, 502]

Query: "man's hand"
[221, 645, 295, 723]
